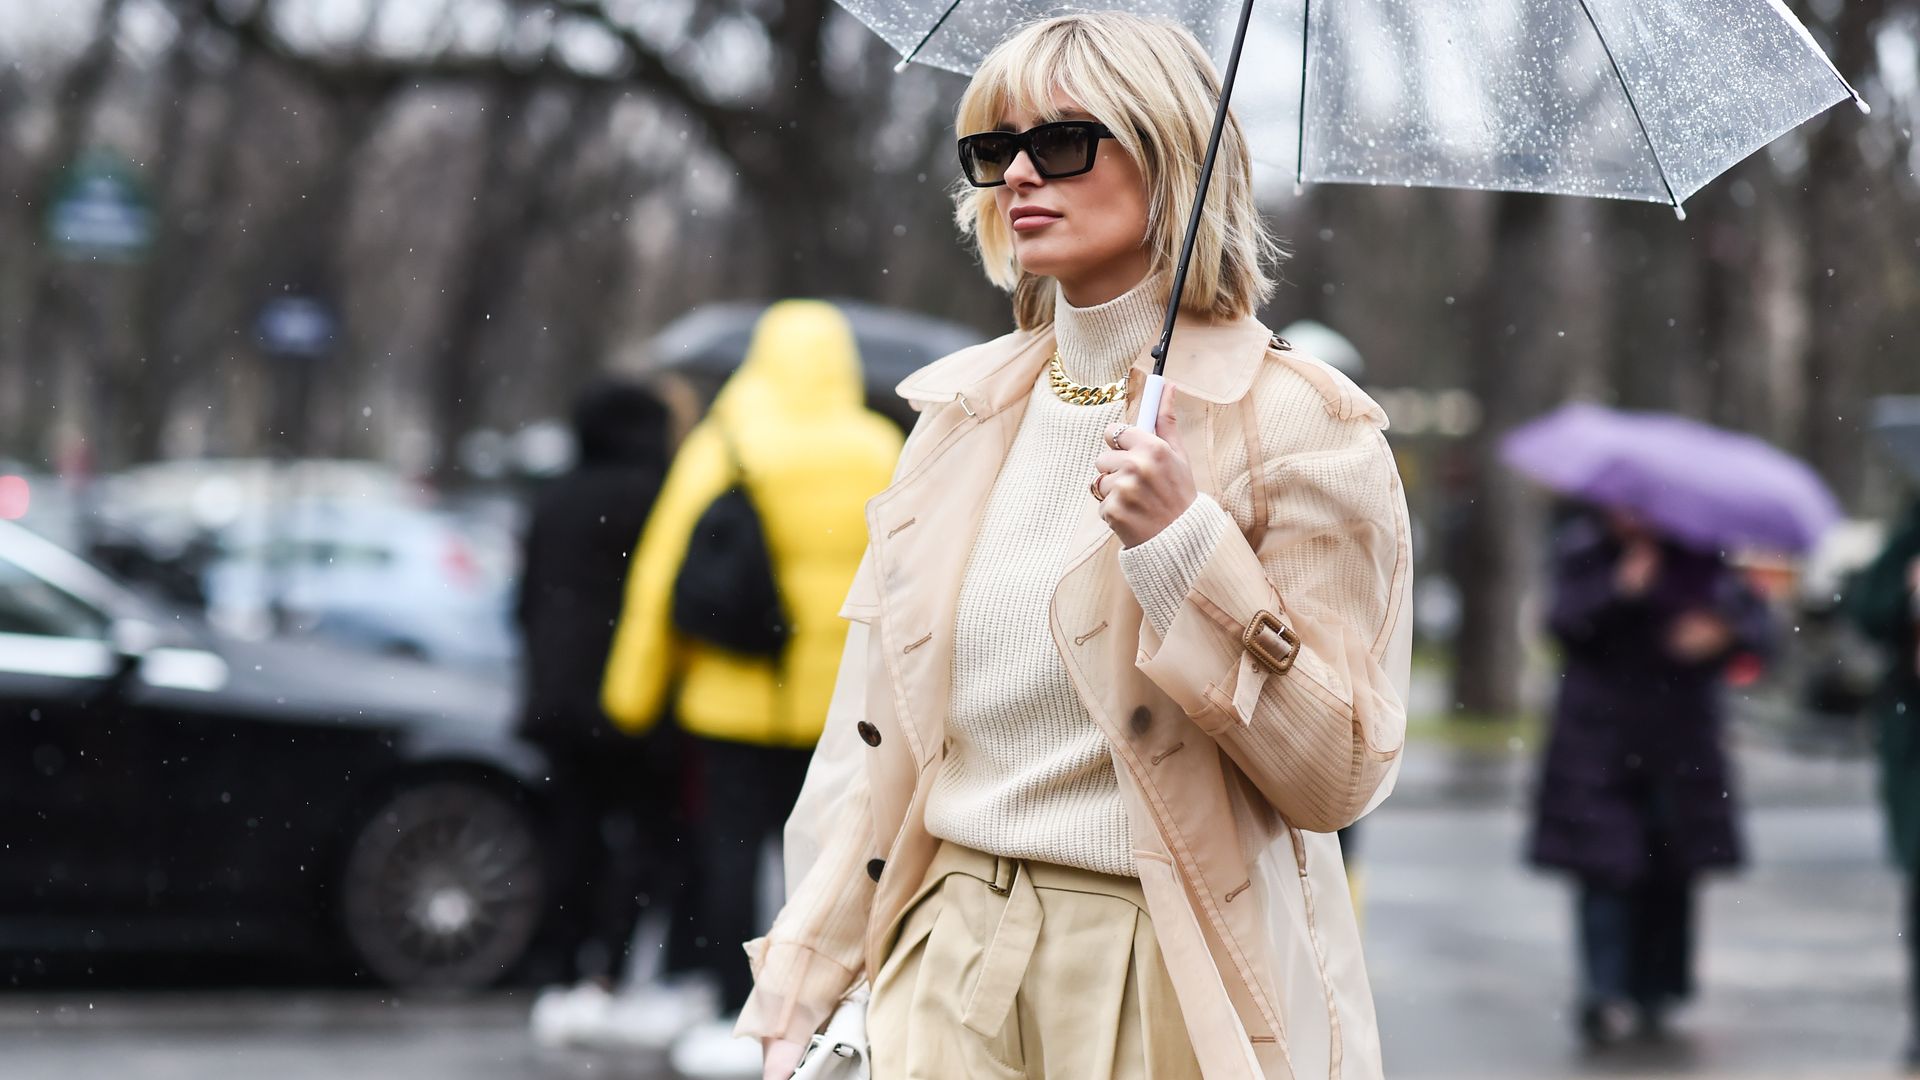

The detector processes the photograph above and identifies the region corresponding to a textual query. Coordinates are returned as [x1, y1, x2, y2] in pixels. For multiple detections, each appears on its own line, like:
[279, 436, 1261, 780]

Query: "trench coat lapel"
[862, 329, 1054, 765]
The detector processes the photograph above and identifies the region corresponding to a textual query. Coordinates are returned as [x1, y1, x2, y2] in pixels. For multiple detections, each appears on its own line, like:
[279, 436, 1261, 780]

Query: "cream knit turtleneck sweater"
[925, 279, 1230, 878]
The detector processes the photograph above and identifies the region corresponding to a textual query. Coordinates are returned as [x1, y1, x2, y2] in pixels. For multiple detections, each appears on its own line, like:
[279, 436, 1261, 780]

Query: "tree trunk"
[1448, 193, 1567, 719]
[1800, 1, 1885, 505]
[9, 0, 129, 468]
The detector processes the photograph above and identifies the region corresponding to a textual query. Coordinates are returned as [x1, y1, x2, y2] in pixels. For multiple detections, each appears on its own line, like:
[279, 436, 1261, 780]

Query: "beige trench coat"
[739, 313, 1413, 1080]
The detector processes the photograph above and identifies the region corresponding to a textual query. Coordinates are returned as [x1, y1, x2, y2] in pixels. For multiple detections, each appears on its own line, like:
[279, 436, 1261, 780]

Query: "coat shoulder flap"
[1259, 342, 1389, 430]
[894, 328, 1038, 410]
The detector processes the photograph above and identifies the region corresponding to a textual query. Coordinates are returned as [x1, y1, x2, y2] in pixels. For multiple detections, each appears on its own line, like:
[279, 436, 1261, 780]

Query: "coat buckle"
[1243, 610, 1300, 675]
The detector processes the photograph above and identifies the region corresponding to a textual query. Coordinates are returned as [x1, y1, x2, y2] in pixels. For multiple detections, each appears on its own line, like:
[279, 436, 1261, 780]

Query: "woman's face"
[992, 90, 1152, 306]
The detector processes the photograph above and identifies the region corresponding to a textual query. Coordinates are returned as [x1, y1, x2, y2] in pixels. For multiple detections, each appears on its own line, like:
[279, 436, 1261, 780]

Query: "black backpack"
[671, 431, 789, 658]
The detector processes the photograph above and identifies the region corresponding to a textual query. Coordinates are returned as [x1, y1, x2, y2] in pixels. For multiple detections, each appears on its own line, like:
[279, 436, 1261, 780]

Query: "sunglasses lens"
[1031, 124, 1093, 177]
[960, 134, 1016, 186]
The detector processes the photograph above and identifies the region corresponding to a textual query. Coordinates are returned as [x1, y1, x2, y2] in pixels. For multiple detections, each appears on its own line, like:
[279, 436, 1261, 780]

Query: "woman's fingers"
[1093, 400, 1196, 550]
[762, 1038, 807, 1080]
[1096, 433, 1170, 473]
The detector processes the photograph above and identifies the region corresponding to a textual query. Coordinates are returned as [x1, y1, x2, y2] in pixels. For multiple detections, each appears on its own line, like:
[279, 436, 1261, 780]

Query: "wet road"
[5, 741, 1903, 1080]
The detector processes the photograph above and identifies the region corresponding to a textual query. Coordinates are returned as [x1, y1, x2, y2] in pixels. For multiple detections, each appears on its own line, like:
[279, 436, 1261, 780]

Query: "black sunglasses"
[957, 120, 1116, 188]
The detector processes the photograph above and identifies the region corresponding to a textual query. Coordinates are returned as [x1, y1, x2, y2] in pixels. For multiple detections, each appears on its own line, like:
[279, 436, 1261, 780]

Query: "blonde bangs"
[952, 13, 1280, 331]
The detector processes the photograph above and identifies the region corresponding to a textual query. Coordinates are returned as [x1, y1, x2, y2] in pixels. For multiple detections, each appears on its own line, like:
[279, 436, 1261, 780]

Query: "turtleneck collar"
[1052, 276, 1166, 386]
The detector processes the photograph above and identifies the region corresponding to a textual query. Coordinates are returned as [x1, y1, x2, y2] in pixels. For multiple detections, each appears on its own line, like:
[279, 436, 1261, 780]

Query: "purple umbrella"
[1501, 403, 1840, 555]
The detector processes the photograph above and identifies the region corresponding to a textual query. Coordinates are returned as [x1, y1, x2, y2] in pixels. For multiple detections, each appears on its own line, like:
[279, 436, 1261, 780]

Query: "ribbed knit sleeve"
[1120, 493, 1230, 637]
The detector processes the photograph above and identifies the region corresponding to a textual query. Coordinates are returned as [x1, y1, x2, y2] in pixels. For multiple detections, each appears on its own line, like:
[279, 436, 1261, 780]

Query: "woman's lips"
[1010, 211, 1062, 232]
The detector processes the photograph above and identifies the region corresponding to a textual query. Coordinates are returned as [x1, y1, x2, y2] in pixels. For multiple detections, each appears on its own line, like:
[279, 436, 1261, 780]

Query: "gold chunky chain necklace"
[1046, 352, 1128, 406]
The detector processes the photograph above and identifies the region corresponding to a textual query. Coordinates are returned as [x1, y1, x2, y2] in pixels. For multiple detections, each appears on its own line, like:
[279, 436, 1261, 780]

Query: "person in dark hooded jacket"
[517, 379, 689, 988]
[1527, 505, 1772, 1046]
[1844, 497, 1920, 1069]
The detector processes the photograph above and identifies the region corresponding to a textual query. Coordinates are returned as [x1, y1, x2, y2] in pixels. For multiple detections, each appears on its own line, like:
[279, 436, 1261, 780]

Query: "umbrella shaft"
[1151, 0, 1259, 376]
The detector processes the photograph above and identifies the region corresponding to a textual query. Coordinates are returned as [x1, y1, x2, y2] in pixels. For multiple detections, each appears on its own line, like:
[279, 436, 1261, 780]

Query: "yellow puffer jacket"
[602, 301, 904, 748]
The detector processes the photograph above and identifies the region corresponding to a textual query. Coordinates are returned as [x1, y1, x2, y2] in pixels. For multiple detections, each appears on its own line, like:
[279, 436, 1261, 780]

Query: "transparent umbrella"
[843, 0, 1867, 426]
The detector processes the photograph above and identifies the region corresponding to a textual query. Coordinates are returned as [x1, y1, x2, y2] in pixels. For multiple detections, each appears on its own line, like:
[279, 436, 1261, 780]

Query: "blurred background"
[2, 1, 1919, 1078]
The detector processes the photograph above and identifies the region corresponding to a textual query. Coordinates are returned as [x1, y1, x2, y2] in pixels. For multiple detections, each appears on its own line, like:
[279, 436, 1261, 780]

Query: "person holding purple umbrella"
[1525, 503, 1774, 1048]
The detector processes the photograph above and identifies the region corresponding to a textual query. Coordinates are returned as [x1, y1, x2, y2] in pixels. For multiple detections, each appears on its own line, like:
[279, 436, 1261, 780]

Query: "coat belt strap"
[961, 859, 1043, 1037]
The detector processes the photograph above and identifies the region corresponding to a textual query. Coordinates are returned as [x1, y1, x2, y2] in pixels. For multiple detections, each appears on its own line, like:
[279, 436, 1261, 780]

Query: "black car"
[0, 520, 553, 990]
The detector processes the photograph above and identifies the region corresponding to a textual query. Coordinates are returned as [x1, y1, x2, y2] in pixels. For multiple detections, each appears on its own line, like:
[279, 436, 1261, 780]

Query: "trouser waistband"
[916, 841, 1148, 1037]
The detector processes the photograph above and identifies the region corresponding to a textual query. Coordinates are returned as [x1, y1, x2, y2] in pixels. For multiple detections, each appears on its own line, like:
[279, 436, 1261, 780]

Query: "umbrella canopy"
[855, 0, 1864, 215]
[645, 300, 982, 426]
[1501, 402, 1841, 555]
[1872, 396, 1920, 485]
[845, 0, 1865, 431]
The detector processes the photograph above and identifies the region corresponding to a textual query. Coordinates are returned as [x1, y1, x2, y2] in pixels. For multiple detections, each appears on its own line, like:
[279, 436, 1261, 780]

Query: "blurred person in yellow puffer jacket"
[601, 299, 902, 1045]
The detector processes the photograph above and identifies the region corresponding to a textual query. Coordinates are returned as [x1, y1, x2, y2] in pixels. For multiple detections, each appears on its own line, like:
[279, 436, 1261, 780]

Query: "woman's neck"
[1056, 248, 1154, 308]
[1052, 275, 1165, 386]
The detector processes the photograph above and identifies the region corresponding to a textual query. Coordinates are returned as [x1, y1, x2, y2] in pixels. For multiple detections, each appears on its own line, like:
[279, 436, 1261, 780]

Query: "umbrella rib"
[894, 0, 967, 72]
[1759, 0, 1870, 113]
[1294, 0, 1311, 192]
[1571, 0, 1684, 218]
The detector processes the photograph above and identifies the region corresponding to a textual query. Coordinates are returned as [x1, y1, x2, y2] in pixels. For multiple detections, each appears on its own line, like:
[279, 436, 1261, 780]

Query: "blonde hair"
[953, 12, 1280, 331]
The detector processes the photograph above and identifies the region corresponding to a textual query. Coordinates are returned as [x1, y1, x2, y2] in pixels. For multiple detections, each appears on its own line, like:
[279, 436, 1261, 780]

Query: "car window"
[311, 542, 394, 569]
[219, 539, 393, 569]
[0, 551, 111, 639]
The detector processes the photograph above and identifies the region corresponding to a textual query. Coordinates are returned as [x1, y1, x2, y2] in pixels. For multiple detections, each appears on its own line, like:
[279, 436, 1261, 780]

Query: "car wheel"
[339, 780, 545, 992]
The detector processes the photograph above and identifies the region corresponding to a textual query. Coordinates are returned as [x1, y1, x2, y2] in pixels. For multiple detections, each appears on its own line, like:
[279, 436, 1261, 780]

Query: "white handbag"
[788, 986, 870, 1080]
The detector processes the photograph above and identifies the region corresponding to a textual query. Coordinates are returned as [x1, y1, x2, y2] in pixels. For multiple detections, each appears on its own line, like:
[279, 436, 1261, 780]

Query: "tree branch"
[173, 0, 607, 96]
[171, 0, 757, 164]
[542, 0, 754, 162]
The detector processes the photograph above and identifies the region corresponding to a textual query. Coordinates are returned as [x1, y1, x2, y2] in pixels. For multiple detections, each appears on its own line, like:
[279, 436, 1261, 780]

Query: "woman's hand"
[762, 1037, 807, 1079]
[1614, 539, 1661, 598]
[1093, 384, 1197, 548]
[1667, 610, 1733, 663]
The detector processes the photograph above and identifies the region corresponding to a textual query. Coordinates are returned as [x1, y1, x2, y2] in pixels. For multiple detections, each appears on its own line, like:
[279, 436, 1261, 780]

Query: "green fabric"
[1845, 501, 1920, 869]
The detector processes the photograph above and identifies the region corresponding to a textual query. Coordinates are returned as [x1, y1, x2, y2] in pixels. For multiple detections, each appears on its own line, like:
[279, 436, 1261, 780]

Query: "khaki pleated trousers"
[868, 841, 1203, 1080]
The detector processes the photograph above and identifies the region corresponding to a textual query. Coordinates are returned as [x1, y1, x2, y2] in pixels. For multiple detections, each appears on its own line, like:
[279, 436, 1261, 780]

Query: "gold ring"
[1090, 475, 1105, 502]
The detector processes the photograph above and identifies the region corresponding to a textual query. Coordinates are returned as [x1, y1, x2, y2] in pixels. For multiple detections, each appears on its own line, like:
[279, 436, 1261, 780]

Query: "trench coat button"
[857, 721, 882, 747]
[1129, 706, 1152, 736]
[866, 858, 886, 882]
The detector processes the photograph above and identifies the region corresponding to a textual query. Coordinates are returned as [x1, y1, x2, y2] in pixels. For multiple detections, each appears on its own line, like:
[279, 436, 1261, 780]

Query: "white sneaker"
[529, 982, 614, 1048]
[576, 978, 720, 1051]
[668, 1015, 762, 1078]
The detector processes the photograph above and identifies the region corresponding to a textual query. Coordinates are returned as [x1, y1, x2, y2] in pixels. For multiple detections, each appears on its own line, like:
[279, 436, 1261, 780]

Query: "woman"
[745, 14, 1412, 1079]
[1526, 507, 1771, 1046]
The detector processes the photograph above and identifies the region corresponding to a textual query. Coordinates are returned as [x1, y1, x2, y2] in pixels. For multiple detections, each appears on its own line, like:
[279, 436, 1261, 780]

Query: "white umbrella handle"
[1133, 372, 1166, 435]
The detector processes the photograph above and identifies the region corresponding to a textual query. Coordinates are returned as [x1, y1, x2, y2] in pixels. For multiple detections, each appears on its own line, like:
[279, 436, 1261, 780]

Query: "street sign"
[45, 154, 153, 262]
[255, 296, 338, 360]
